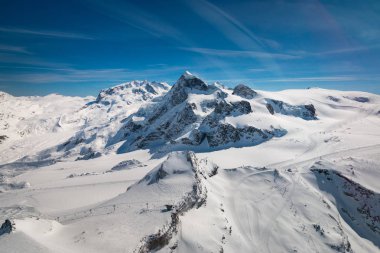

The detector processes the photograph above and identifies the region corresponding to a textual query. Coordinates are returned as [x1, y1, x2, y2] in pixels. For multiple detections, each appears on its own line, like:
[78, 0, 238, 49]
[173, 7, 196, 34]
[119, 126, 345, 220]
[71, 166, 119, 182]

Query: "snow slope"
[0, 72, 380, 253]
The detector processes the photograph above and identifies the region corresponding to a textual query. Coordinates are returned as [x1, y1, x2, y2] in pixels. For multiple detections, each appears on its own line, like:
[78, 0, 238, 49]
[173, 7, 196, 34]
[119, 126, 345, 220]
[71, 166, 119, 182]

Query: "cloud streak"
[0, 65, 188, 85]
[290, 44, 380, 57]
[181, 47, 299, 60]
[182, 0, 289, 80]
[0, 27, 94, 40]
[183, 0, 274, 50]
[84, 0, 185, 43]
[0, 44, 31, 54]
[265, 76, 359, 82]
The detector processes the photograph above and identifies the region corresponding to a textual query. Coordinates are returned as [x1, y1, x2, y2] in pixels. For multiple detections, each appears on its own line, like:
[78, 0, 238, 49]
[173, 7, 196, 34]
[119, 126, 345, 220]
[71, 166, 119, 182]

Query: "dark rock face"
[76, 148, 102, 160]
[214, 101, 252, 116]
[137, 131, 164, 149]
[110, 159, 145, 171]
[205, 124, 285, 147]
[266, 104, 274, 115]
[165, 103, 198, 139]
[169, 73, 209, 106]
[206, 124, 240, 147]
[353, 97, 370, 103]
[344, 96, 370, 103]
[176, 74, 208, 91]
[327, 96, 340, 102]
[305, 104, 316, 116]
[144, 165, 169, 185]
[169, 85, 188, 106]
[312, 165, 380, 248]
[201, 100, 253, 130]
[265, 99, 317, 120]
[124, 121, 143, 133]
[148, 105, 168, 124]
[0, 219, 14, 235]
[145, 83, 157, 94]
[232, 84, 257, 99]
[0, 135, 8, 144]
[136, 103, 198, 148]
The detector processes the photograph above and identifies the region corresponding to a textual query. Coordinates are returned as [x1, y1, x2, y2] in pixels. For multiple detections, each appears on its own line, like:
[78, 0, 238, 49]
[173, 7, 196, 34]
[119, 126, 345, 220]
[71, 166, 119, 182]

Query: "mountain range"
[0, 71, 379, 253]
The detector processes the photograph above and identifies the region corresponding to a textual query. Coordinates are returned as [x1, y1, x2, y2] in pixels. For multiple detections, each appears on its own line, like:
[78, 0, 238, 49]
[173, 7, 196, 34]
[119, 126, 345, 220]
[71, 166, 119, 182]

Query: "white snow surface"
[0, 73, 380, 253]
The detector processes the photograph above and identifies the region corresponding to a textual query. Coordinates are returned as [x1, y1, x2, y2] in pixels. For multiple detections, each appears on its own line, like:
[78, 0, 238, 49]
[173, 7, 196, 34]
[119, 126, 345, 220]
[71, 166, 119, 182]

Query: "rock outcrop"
[265, 98, 317, 120]
[232, 84, 257, 99]
[0, 219, 14, 236]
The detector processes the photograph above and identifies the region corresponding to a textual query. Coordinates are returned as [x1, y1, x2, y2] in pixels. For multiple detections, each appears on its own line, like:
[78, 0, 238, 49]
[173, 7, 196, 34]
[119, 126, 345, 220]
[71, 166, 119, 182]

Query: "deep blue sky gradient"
[0, 0, 380, 96]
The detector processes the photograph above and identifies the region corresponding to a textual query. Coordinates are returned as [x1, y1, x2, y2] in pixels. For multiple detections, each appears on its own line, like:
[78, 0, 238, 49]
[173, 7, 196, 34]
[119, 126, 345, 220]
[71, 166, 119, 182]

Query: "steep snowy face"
[115, 71, 286, 153]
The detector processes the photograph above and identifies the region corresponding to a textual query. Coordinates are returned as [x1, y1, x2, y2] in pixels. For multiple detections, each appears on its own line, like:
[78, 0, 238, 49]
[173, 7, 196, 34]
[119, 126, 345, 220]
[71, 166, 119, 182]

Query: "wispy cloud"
[290, 44, 380, 57]
[0, 27, 94, 40]
[247, 68, 270, 72]
[265, 76, 359, 82]
[182, 0, 289, 80]
[208, 75, 380, 85]
[84, 0, 185, 42]
[0, 65, 188, 84]
[0, 44, 31, 54]
[0, 53, 72, 68]
[181, 47, 299, 60]
[183, 0, 276, 50]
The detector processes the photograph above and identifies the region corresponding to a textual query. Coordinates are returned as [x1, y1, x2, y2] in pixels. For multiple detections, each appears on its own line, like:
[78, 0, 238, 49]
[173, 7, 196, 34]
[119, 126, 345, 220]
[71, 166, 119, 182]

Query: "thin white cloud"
[182, 0, 288, 80]
[0, 44, 31, 54]
[265, 76, 359, 82]
[0, 65, 188, 84]
[182, 47, 299, 60]
[84, 0, 184, 42]
[247, 68, 269, 72]
[0, 27, 94, 40]
[290, 44, 380, 57]
[183, 0, 280, 50]
[0, 53, 72, 68]
[208, 75, 380, 84]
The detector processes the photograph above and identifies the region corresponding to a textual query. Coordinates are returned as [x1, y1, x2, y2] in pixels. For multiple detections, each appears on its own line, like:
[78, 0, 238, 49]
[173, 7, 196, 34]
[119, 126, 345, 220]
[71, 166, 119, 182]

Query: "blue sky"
[0, 0, 380, 96]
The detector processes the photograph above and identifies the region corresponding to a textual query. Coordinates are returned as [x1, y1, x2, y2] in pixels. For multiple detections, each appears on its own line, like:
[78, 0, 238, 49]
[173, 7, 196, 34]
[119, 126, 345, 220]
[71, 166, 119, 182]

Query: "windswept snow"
[1, 72, 380, 253]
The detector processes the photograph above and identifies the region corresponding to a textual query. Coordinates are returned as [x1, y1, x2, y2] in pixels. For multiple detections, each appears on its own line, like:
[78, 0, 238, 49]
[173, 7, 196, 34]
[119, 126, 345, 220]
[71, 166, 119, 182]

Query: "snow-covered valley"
[0, 72, 379, 253]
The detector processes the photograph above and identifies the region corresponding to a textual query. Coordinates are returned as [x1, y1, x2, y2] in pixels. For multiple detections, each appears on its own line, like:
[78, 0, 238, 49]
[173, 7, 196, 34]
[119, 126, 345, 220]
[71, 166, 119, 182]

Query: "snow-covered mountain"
[0, 80, 169, 164]
[0, 72, 380, 253]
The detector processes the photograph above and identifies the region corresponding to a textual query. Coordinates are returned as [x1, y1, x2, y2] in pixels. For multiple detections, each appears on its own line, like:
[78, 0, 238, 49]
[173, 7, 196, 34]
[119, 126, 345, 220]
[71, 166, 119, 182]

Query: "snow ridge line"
[134, 151, 208, 253]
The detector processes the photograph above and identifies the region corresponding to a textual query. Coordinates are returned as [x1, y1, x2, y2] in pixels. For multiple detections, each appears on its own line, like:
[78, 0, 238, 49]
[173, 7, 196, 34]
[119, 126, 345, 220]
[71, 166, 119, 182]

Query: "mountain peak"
[166, 71, 209, 106]
[175, 71, 208, 90]
[95, 80, 169, 104]
[182, 70, 196, 79]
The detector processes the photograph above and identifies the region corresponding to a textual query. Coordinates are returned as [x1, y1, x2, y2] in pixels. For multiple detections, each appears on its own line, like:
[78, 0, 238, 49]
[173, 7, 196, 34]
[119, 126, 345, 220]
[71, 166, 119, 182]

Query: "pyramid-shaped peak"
[182, 70, 196, 79]
[175, 71, 207, 91]
[167, 71, 210, 106]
